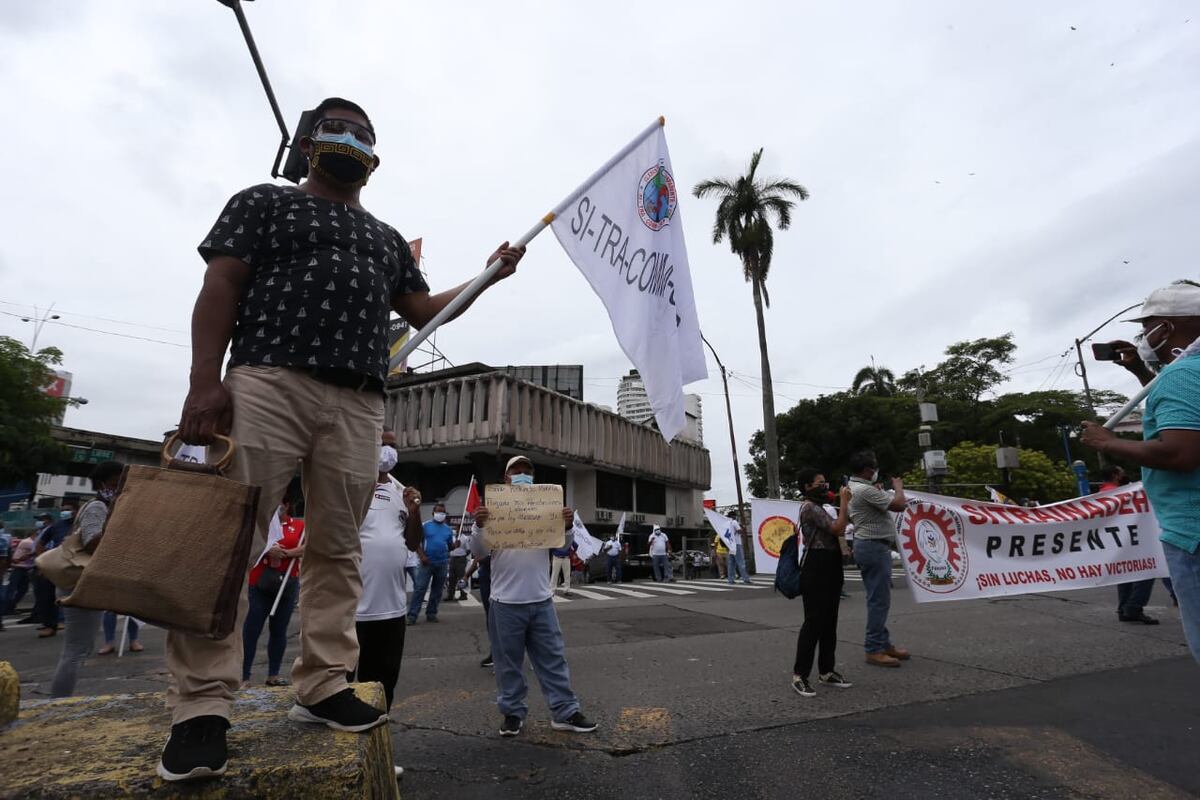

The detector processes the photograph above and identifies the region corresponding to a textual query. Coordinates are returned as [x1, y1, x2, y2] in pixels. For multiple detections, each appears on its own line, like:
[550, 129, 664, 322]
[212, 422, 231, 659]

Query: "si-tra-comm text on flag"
[571, 512, 603, 561]
[704, 508, 739, 552]
[550, 124, 706, 442]
[895, 484, 1167, 603]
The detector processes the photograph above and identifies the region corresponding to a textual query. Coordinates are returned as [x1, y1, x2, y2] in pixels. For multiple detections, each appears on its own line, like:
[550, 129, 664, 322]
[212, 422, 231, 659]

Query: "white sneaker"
[394, 765, 404, 778]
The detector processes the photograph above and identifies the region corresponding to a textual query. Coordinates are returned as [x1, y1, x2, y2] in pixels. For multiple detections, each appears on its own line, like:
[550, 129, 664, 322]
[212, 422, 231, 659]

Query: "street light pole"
[21, 303, 60, 351]
[701, 334, 747, 530]
[1072, 301, 1141, 469]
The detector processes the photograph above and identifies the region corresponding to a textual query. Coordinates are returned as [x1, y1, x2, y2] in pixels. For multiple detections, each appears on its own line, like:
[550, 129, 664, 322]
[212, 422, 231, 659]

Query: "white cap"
[1128, 280, 1200, 321]
[505, 455, 533, 472]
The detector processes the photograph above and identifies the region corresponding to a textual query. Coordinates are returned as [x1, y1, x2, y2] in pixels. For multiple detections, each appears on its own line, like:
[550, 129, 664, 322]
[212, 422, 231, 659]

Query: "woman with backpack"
[791, 468, 854, 698]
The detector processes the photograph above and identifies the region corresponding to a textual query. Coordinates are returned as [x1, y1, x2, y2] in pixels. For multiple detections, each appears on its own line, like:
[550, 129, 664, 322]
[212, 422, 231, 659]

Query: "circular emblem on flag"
[637, 164, 678, 231]
[757, 515, 794, 559]
[898, 502, 968, 593]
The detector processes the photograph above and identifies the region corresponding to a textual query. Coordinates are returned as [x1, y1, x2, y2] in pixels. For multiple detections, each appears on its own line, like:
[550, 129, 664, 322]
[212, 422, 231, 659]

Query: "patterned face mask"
[310, 132, 375, 186]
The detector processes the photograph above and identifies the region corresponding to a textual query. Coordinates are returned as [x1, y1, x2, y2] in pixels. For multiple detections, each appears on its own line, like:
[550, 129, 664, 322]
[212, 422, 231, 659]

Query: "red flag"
[464, 477, 481, 515]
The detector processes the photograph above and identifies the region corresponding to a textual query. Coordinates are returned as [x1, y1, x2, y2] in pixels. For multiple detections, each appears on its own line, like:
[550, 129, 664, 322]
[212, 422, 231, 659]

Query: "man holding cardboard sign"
[471, 456, 598, 737]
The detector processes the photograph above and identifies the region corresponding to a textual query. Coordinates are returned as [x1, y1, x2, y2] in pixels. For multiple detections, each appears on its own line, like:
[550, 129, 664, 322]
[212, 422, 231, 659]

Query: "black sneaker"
[791, 675, 816, 697]
[480, 655, 494, 668]
[551, 711, 598, 732]
[157, 715, 230, 782]
[499, 714, 523, 737]
[288, 688, 389, 733]
[818, 671, 853, 689]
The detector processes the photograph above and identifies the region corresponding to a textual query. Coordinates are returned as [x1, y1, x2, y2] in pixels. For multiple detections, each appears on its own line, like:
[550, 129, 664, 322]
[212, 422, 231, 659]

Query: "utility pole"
[701, 334, 747, 531]
[1072, 301, 1141, 469]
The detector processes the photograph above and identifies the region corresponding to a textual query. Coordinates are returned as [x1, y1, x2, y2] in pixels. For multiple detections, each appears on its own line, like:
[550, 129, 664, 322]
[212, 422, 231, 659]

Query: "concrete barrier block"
[0, 661, 17, 728]
[0, 682, 399, 799]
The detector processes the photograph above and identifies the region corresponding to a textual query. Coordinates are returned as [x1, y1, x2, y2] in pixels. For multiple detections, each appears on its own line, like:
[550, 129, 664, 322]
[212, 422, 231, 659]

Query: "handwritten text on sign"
[484, 484, 565, 549]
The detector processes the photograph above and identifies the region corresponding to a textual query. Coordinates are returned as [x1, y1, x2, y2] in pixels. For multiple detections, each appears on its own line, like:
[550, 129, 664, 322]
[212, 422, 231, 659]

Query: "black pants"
[33, 573, 58, 629]
[353, 617, 407, 710]
[445, 555, 468, 600]
[793, 549, 844, 678]
[1116, 578, 1155, 617]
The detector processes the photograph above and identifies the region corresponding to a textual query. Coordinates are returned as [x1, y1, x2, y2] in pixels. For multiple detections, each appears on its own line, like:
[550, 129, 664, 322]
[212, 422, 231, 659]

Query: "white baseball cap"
[1127, 280, 1200, 321]
[505, 455, 533, 472]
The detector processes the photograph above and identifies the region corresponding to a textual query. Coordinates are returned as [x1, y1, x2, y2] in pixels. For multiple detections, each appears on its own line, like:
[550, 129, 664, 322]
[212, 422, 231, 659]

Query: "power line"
[0, 310, 189, 348]
[0, 300, 187, 335]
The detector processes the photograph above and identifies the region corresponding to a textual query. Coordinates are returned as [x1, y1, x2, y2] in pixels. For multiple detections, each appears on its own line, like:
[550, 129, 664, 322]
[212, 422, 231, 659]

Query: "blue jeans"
[1116, 578, 1155, 617]
[408, 561, 448, 621]
[651, 554, 673, 582]
[242, 577, 299, 680]
[1163, 541, 1200, 664]
[727, 548, 751, 583]
[854, 538, 895, 654]
[102, 611, 139, 644]
[606, 556, 622, 583]
[487, 599, 580, 722]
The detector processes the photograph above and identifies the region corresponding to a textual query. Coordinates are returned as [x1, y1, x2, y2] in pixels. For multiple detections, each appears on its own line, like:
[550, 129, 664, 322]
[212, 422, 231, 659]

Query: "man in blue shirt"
[1083, 280, 1200, 663]
[407, 503, 456, 623]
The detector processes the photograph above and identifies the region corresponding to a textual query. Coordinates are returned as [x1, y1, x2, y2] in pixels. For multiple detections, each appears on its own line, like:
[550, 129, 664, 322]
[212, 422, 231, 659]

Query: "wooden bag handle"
[161, 434, 237, 474]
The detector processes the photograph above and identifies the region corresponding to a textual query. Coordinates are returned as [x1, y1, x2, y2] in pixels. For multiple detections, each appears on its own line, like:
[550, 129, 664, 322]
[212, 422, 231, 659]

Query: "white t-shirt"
[471, 523, 571, 605]
[602, 538, 621, 556]
[357, 482, 411, 621]
[648, 530, 669, 556]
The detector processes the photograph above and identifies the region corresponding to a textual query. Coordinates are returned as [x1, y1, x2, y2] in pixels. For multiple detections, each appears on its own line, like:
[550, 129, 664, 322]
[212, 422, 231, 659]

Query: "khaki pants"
[165, 366, 383, 723]
[549, 556, 571, 592]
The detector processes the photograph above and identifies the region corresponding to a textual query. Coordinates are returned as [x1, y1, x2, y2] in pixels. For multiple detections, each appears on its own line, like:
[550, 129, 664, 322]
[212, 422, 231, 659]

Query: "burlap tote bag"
[62, 436, 260, 639]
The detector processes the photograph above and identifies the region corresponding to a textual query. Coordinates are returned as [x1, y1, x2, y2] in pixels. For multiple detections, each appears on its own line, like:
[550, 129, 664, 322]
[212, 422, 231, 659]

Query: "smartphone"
[1091, 342, 1117, 361]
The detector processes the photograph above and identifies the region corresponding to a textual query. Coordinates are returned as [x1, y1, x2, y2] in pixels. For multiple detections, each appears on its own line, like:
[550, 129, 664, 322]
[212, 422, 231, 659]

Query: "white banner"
[551, 125, 706, 441]
[896, 484, 1168, 603]
[750, 498, 801, 575]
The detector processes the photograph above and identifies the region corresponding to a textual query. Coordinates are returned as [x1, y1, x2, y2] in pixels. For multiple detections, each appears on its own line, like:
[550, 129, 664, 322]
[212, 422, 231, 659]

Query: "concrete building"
[385, 363, 711, 546]
[616, 369, 653, 426]
[684, 393, 703, 446]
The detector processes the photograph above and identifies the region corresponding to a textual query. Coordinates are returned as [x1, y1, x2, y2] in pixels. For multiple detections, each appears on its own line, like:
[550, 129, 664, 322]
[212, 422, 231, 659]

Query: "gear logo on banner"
[899, 502, 968, 594]
[637, 163, 677, 231]
[757, 515, 794, 559]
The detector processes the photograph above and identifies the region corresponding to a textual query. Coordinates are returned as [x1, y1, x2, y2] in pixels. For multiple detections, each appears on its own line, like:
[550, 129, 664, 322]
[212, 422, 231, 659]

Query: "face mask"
[35, 521, 45, 530]
[60, 510, 73, 520]
[510, 473, 534, 486]
[870, 470, 880, 483]
[310, 132, 375, 186]
[433, 512, 447, 523]
[1135, 323, 1175, 370]
[806, 484, 829, 500]
[98, 488, 116, 503]
[378, 445, 398, 474]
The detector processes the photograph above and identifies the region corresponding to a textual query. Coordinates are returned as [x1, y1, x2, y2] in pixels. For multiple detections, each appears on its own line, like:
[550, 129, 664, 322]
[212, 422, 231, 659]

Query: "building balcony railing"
[386, 373, 710, 489]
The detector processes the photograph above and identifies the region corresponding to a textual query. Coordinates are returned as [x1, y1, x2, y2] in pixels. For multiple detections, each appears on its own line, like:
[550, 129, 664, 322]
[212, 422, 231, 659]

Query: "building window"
[635, 479, 666, 515]
[595, 470, 633, 511]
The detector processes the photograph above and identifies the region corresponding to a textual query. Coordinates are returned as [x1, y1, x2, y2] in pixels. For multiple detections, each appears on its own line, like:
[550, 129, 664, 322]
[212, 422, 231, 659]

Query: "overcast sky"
[2, 2, 1197, 505]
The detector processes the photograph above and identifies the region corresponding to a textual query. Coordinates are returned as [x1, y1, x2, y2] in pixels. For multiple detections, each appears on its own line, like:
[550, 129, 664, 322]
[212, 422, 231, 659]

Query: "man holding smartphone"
[1081, 280, 1200, 664]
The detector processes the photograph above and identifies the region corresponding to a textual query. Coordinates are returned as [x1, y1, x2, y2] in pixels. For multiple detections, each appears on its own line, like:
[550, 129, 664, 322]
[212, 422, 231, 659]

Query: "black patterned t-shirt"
[198, 184, 429, 382]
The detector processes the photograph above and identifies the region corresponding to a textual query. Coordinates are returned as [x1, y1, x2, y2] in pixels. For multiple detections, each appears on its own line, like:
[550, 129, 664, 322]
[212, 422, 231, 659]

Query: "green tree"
[898, 333, 1017, 405]
[694, 149, 809, 499]
[851, 357, 897, 396]
[746, 392, 920, 498]
[0, 337, 67, 489]
[901, 441, 1077, 503]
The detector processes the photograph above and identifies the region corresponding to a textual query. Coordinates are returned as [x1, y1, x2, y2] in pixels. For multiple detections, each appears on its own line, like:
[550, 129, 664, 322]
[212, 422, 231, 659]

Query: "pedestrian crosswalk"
[445, 576, 781, 608]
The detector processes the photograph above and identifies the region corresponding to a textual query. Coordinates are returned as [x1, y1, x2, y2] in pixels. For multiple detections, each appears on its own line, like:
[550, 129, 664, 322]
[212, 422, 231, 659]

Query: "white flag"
[704, 508, 739, 552]
[551, 124, 706, 441]
[175, 444, 208, 464]
[571, 512, 602, 561]
[615, 512, 627, 538]
[255, 507, 285, 566]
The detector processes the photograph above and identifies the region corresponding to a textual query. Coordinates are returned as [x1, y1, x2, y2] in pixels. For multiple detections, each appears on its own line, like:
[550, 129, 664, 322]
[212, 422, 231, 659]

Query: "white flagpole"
[391, 117, 667, 369]
[269, 530, 306, 618]
[1102, 379, 1156, 430]
[457, 476, 476, 538]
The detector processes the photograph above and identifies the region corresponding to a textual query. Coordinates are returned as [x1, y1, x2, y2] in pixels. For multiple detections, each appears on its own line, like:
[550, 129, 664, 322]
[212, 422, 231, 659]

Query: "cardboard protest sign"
[483, 484, 565, 549]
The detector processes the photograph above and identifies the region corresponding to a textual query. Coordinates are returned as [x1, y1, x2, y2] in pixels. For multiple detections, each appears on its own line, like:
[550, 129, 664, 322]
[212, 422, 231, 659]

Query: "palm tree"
[693, 149, 809, 499]
[852, 357, 897, 396]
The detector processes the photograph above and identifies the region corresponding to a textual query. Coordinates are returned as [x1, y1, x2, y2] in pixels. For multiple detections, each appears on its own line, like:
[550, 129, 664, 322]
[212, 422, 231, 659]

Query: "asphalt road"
[3, 572, 1196, 799]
